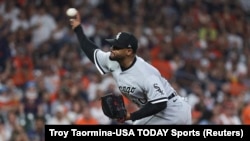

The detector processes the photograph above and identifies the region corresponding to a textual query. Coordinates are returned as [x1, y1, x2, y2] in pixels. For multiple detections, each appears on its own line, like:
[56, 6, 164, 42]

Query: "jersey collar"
[121, 57, 137, 71]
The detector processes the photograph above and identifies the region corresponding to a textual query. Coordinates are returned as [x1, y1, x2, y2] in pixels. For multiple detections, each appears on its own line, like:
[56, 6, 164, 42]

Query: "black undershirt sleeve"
[74, 25, 99, 63]
[130, 101, 166, 121]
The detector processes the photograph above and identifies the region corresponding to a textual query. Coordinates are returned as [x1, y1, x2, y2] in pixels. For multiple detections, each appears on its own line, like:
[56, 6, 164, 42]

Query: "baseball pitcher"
[68, 11, 192, 125]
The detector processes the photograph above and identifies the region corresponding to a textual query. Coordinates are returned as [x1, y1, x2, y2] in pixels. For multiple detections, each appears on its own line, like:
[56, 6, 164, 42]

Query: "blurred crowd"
[1, 0, 250, 140]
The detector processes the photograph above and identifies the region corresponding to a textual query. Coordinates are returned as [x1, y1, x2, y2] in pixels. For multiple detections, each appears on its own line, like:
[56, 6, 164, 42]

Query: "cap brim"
[105, 39, 124, 48]
[105, 39, 116, 45]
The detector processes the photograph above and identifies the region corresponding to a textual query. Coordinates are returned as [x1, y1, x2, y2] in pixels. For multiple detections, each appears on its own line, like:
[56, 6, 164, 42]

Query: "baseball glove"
[100, 94, 127, 120]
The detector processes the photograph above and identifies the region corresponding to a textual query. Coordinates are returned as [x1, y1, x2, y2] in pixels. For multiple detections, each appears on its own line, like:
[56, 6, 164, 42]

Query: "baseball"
[66, 8, 77, 17]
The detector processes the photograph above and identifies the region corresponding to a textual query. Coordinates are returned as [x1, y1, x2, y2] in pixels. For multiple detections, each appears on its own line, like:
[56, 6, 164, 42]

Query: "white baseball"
[66, 8, 77, 17]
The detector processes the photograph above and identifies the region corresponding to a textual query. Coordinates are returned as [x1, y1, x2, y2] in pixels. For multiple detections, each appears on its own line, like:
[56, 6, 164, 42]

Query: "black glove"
[100, 94, 127, 120]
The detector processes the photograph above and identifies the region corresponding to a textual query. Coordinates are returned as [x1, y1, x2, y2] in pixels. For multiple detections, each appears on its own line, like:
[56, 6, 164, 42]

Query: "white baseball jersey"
[93, 49, 192, 125]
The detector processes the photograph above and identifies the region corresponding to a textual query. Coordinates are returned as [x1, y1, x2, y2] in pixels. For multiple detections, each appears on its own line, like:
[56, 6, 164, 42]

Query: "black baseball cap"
[105, 32, 138, 52]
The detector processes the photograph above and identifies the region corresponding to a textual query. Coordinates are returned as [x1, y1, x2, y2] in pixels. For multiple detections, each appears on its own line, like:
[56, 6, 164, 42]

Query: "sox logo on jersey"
[153, 83, 164, 95]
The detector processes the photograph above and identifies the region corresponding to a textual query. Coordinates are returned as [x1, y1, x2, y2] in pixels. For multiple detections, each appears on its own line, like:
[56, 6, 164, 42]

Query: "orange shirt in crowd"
[150, 45, 173, 80]
[74, 117, 99, 125]
[228, 81, 247, 96]
[241, 104, 250, 124]
[11, 56, 34, 86]
[151, 59, 173, 80]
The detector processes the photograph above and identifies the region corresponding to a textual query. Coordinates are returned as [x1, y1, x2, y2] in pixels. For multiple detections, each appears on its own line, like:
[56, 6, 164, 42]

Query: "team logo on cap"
[116, 32, 122, 40]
